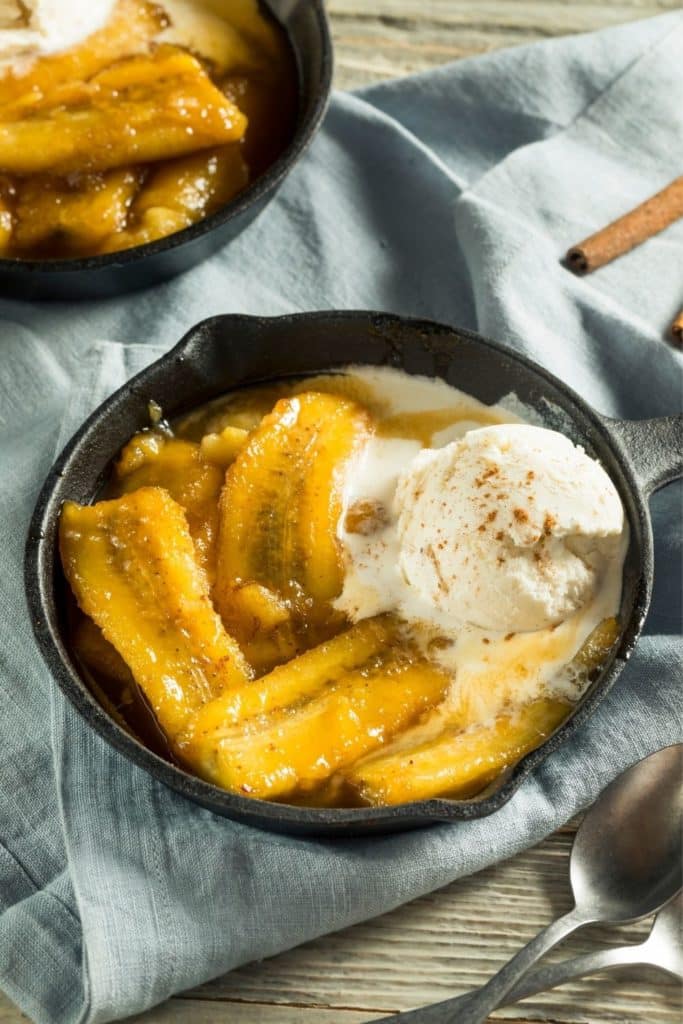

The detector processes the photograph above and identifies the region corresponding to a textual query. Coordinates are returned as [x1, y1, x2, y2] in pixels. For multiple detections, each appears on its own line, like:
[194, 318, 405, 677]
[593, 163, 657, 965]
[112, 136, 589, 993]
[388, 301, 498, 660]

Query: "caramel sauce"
[377, 407, 509, 446]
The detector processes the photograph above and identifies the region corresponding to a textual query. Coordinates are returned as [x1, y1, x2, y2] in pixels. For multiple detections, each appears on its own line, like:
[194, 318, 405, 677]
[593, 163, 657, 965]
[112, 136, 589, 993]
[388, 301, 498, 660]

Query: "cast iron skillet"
[25, 312, 683, 836]
[0, 1, 332, 301]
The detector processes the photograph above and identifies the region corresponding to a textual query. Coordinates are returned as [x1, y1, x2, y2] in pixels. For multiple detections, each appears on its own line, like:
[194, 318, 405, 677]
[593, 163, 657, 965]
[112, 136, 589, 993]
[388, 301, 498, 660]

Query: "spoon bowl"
[571, 744, 683, 924]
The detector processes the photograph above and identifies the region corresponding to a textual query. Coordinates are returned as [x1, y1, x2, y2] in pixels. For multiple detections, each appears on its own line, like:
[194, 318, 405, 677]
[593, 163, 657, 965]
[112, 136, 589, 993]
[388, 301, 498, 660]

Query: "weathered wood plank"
[0, 994, 28, 1024]
[0, 992, 380, 1024]
[329, 0, 679, 88]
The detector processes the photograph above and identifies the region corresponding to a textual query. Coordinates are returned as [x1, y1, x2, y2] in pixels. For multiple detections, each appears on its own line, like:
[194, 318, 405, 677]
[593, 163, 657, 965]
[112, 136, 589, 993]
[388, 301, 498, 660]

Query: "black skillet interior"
[0, 0, 332, 301]
[26, 312, 655, 836]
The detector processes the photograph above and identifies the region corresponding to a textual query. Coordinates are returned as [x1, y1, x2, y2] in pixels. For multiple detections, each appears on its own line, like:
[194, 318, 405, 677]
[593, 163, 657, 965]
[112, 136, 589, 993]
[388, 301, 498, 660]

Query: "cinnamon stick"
[566, 175, 683, 273]
[671, 310, 683, 348]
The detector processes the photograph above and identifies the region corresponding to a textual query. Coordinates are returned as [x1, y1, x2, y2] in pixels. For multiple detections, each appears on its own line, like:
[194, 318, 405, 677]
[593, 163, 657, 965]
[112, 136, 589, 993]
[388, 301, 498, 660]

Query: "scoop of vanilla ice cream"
[395, 424, 625, 633]
[0, 0, 115, 66]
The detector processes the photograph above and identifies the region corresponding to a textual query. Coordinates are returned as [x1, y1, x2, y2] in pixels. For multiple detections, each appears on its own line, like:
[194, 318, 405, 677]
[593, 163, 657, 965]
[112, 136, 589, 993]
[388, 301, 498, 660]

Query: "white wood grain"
[0, 994, 27, 1024]
[0, 992, 382, 1024]
[329, 0, 679, 88]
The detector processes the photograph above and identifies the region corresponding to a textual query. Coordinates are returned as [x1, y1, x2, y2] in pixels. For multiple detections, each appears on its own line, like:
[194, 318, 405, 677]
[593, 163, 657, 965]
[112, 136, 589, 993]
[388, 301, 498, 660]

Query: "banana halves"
[214, 391, 370, 665]
[60, 487, 251, 741]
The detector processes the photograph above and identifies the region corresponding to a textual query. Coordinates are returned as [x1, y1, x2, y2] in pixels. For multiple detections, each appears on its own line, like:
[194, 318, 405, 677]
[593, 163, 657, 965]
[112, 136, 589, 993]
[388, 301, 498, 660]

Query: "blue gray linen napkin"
[1, 13, 682, 1023]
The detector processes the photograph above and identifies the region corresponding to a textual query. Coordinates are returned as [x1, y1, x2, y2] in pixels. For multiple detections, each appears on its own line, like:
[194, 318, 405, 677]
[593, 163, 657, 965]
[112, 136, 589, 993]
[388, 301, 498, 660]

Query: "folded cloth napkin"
[1, 13, 682, 1023]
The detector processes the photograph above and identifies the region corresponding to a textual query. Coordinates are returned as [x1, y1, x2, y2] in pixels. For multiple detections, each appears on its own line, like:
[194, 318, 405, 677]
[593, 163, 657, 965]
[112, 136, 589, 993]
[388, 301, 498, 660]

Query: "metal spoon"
[374, 743, 683, 1024]
[505, 889, 683, 1003]
[392, 889, 683, 1019]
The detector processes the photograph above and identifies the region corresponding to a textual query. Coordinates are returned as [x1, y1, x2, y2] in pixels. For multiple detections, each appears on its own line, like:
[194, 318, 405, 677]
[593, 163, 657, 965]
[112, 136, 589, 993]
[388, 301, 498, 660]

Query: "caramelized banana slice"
[115, 431, 223, 579]
[99, 145, 249, 254]
[300, 398, 370, 603]
[100, 206, 191, 253]
[182, 615, 396, 743]
[227, 582, 291, 633]
[0, 189, 12, 253]
[135, 146, 249, 216]
[345, 698, 570, 806]
[71, 611, 186, 761]
[181, 643, 447, 800]
[343, 617, 619, 806]
[0, 0, 168, 115]
[217, 581, 298, 673]
[12, 169, 141, 254]
[0, 48, 247, 176]
[199, 425, 250, 468]
[214, 392, 370, 637]
[60, 488, 250, 740]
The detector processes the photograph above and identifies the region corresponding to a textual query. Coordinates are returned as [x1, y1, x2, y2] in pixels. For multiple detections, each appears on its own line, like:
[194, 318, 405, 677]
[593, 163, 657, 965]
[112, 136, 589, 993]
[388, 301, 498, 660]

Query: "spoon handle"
[504, 940, 677, 1002]
[373, 906, 587, 1024]
[446, 905, 587, 1024]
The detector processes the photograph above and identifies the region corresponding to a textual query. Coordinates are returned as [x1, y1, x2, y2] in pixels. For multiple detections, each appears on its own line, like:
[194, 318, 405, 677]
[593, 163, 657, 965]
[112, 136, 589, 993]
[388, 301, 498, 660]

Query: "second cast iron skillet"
[0, 0, 332, 300]
[25, 312, 683, 835]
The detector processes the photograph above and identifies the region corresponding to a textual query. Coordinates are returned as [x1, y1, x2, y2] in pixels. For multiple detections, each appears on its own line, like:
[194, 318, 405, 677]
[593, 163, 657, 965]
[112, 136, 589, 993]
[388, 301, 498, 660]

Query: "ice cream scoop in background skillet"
[0, 0, 332, 301]
[25, 312, 683, 836]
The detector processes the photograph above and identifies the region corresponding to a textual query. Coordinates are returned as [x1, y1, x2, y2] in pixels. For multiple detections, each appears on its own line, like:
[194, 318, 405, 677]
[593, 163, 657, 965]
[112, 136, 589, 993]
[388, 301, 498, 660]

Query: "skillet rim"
[24, 311, 653, 834]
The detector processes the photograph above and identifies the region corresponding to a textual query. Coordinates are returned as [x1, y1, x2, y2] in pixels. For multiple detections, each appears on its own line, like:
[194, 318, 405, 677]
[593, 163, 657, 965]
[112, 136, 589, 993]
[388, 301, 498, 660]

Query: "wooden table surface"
[2, 2, 680, 1024]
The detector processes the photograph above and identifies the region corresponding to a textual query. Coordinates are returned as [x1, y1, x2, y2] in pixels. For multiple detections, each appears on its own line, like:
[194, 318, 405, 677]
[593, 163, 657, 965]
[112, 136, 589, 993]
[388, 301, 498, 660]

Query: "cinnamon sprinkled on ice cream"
[395, 425, 624, 633]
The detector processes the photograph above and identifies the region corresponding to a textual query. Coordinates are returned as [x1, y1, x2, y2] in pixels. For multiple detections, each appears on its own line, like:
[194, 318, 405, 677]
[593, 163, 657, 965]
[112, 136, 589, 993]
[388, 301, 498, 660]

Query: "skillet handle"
[604, 414, 683, 497]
